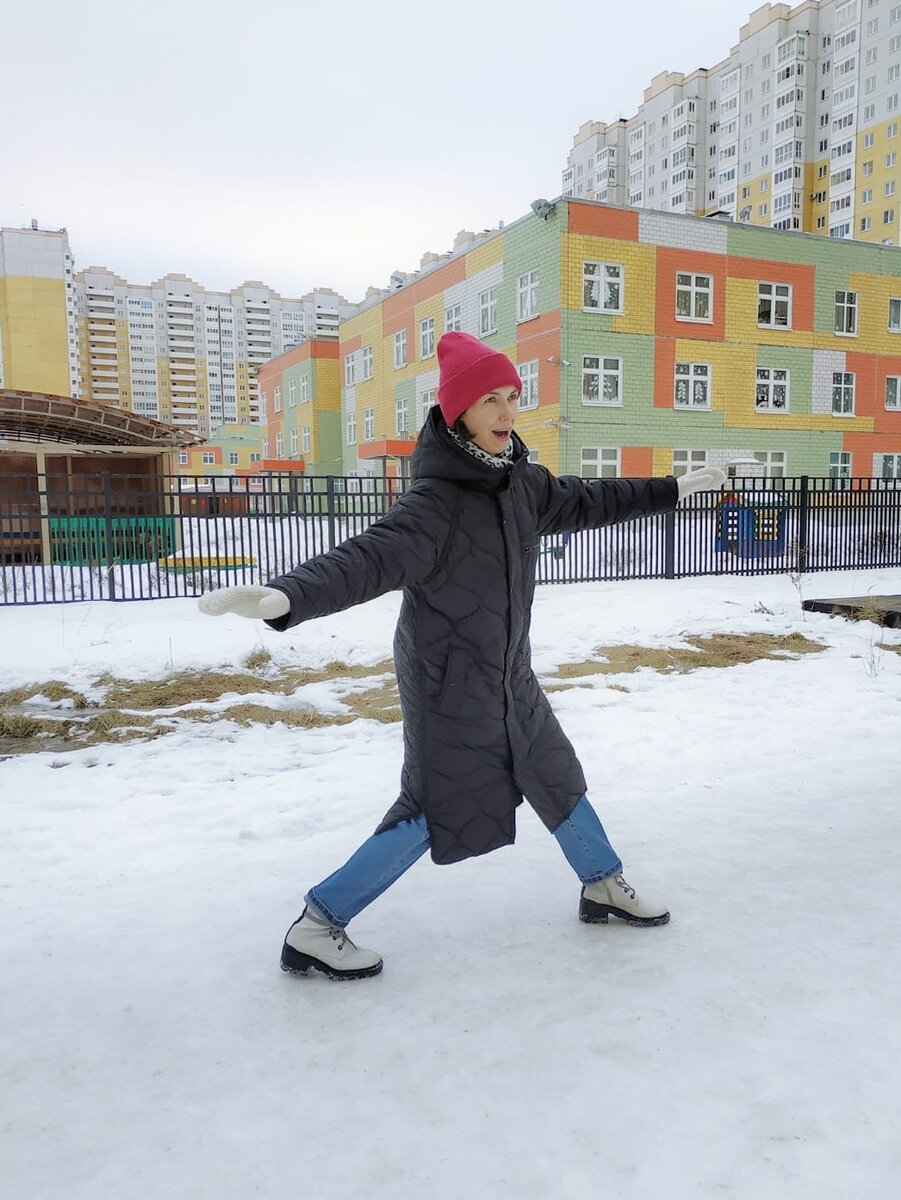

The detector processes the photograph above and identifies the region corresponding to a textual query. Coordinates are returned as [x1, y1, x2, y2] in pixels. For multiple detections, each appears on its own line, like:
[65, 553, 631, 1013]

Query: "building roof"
[0, 390, 203, 448]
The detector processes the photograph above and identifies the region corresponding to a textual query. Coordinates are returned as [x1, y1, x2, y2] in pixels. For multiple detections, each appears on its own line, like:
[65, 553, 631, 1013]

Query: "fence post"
[102, 471, 116, 600]
[664, 508, 676, 579]
[326, 476, 337, 552]
[797, 475, 809, 574]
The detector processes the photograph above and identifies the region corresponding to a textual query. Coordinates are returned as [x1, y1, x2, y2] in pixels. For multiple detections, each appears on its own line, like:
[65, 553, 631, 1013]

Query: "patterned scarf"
[446, 426, 514, 470]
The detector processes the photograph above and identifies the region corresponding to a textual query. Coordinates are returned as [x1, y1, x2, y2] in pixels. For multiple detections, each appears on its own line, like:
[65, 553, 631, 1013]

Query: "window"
[835, 291, 858, 334]
[674, 362, 711, 409]
[273, 385, 282, 412]
[888, 180, 898, 196]
[300, 374, 309, 403]
[288, 379, 297, 407]
[445, 304, 462, 333]
[885, 209, 896, 223]
[862, 188, 874, 203]
[275, 433, 283, 457]
[479, 288, 497, 336]
[362, 345, 373, 379]
[289, 429, 298, 456]
[395, 395, 408, 435]
[673, 449, 708, 477]
[675, 273, 713, 321]
[862, 216, 873, 230]
[754, 450, 787, 479]
[393, 329, 407, 368]
[580, 447, 620, 479]
[178, 451, 189, 465]
[420, 316, 435, 359]
[882, 453, 901, 480]
[345, 408, 356, 445]
[517, 270, 539, 321]
[229, 451, 239, 466]
[344, 355, 355, 386]
[518, 360, 539, 410]
[201, 451, 215, 465]
[886, 376, 901, 408]
[832, 371, 856, 414]
[829, 450, 852, 480]
[756, 367, 790, 411]
[582, 261, 623, 311]
[758, 282, 792, 327]
[363, 407, 374, 440]
[888, 152, 899, 167]
[582, 356, 623, 406]
[417, 389, 437, 427]
[889, 297, 901, 330]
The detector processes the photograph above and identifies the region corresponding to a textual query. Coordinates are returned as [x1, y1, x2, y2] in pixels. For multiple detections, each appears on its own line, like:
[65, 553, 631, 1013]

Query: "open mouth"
[492, 429, 512, 442]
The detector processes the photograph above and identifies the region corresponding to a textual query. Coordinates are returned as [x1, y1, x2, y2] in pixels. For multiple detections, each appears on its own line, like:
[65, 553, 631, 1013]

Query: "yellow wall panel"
[465, 234, 505, 277]
[562, 233, 656, 335]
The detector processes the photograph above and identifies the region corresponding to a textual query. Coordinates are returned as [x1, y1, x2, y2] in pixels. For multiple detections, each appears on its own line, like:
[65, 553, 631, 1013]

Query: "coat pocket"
[435, 648, 468, 716]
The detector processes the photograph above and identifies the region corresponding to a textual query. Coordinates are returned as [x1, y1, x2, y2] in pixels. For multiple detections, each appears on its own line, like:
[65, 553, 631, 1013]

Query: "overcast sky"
[5, 0, 761, 302]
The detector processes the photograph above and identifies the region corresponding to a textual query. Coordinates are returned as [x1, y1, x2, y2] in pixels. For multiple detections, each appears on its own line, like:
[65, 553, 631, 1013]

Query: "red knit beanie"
[437, 332, 522, 426]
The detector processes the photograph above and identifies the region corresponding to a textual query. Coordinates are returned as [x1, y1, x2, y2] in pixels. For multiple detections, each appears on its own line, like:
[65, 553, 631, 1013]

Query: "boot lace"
[328, 925, 353, 952]
[614, 874, 636, 899]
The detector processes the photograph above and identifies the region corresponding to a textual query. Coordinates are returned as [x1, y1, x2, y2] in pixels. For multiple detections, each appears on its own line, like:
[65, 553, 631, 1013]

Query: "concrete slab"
[802, 595, 901, 627]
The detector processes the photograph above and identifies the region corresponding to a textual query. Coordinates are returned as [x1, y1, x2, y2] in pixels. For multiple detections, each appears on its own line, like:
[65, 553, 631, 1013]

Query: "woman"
[200, 332, 724, 979]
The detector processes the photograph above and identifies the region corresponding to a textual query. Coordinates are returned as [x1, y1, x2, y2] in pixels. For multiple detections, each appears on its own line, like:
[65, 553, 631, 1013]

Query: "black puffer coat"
[265, 407, 678, 865]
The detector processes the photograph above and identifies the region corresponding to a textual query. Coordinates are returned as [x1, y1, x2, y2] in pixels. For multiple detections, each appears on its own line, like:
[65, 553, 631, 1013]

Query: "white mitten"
[676, 467, 727, 500]
[197, 585, 291, 620]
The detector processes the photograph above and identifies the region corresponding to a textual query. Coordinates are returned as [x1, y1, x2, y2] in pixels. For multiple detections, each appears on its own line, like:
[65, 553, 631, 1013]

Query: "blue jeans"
[306, 795, 622, 928]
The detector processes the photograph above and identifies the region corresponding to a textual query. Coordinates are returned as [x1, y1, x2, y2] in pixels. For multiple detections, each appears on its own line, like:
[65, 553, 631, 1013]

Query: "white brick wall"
[639, 211, 729, 255]
[444, 261, 505, 337]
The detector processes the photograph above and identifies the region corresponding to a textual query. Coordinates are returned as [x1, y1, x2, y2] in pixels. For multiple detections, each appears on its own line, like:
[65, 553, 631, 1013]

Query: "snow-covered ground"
[2, 569, 900, 1199]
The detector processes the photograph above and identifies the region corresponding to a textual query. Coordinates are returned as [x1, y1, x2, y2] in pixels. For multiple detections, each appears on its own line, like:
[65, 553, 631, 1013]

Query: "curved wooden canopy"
[0, 390, 202, 448]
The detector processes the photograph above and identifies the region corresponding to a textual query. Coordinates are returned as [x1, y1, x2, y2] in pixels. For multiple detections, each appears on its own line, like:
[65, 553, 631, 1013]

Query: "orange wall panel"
[381, 257, 467, 335]
[655, 247, 727, 343]
[568, 203, 640, 242]
[727, 256, 816, 332]
[654, 339, 676, 408]
[621, 447, 654, 476]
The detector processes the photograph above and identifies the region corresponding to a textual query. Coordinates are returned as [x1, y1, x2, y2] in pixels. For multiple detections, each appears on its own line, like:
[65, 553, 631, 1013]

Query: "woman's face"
[460, 384, 520, 454]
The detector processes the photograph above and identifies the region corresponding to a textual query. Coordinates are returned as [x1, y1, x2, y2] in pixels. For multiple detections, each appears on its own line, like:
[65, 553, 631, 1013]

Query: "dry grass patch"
[546, 632, 824, 687]
[243, 647, 273, 670]
[0, 682, 89, 709]
[177, 703, 354, 730]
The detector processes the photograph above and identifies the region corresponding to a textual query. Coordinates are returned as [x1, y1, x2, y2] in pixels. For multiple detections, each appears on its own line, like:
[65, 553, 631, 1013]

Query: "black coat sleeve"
[262, 484, 448, 631]
[532, 467, 678, 537]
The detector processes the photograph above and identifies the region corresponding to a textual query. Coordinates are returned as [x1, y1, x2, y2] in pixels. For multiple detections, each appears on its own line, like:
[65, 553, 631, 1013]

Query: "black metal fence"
[2, 471, 900, 606]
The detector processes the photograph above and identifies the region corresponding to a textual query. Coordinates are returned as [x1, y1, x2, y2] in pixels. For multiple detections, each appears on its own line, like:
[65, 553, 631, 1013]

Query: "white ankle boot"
[280, 908, 383, 980]
[580, 874, 670, 927]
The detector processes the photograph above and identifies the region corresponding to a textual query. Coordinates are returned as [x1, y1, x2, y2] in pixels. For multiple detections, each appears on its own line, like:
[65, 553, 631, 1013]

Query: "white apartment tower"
[75, 271, 357, 437]
[563, 0, 901, 245]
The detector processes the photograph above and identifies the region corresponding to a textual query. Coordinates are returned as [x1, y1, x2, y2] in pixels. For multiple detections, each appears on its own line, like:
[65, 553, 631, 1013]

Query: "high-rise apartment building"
[0, 225, 79, 397]
[563, 0, 901, 245]
[75, 269, 357, 438]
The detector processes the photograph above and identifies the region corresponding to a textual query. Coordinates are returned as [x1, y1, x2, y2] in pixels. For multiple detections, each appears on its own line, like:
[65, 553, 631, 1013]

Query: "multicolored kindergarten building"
[258, 198, 901, 484]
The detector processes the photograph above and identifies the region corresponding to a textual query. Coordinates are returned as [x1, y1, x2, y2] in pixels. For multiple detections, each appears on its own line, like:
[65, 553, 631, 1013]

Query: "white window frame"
[758, 282, 792, 328]
[363, 407, 375, 440]
[393, 329, 407, 369]
[362, 345, 373, 379]
[290, 428, 298, 456]
[178, 451, 189, 466]
[479, 288, 498, 336]
[273, 385, 282, 412]
[675, 272, 713, 322]
[344, 355, 355, 386]
[275, 432, 283, 458]
[396, 394, 408, 435]
[889, 297, 901, 331]
[829, 450, 853, 481]
[756, 367, 790, 411]
[832, 371, 856, 414]
[517, 270, 539, 322]
[582, 355, 624, 406]
[419, 316, 435, 359]
[302, 425, 311, 454]
[288, 378, 297, 407]
[834, 290, 858, 335]
[580, 447, 620, 479]
[201, 451, 215, 465]
[881, 452, 901, 480]
[674, 362, 712, 410]
[445, 303, 462, 332]
[673, 449, 708, 477]
[417, 389, 437, 427]
[754, 450, 788, 479]
[518, 360, 539, 410]
[886, 375, 901, 409]
[300, 374, 310, 403]
[582, 261, 624, 313]
[345, 409, 356, 445]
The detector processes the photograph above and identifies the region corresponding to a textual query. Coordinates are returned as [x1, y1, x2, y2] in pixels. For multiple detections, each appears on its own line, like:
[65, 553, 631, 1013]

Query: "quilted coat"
[265, 407, 678, 865]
